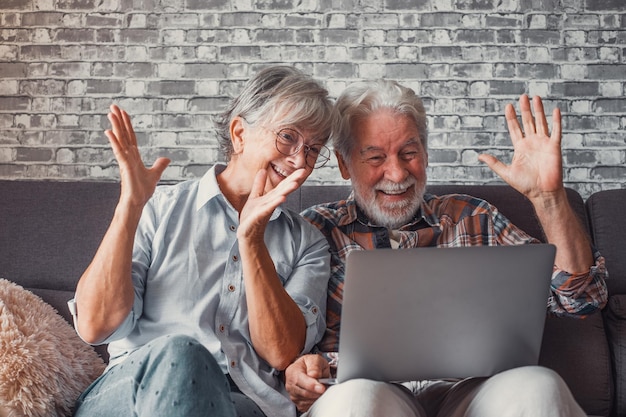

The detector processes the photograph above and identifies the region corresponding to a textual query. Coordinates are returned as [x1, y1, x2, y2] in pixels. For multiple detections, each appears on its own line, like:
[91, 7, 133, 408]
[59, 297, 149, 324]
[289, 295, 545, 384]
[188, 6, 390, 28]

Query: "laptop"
[333, 244, 556, 384]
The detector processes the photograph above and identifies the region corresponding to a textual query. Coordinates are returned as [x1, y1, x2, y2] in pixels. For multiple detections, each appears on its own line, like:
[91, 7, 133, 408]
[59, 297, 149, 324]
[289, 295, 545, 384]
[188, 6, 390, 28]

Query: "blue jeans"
[73, 334, 265, 417]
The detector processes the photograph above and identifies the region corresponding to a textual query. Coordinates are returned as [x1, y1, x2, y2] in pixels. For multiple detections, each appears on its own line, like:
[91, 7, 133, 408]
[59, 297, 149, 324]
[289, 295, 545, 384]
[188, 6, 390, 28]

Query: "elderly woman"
[70, 66, 335, 417]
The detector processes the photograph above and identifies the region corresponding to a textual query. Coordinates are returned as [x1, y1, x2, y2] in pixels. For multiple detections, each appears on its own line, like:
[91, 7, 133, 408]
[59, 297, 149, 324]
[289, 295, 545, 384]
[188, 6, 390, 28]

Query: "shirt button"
[228, 284, 236, 292]
[232, 255, 238, 262]
[219, 324, 225, 333]
[229, 225, 236, 231]
[312, 307, 318, 314]
[230, 360, 236, 368]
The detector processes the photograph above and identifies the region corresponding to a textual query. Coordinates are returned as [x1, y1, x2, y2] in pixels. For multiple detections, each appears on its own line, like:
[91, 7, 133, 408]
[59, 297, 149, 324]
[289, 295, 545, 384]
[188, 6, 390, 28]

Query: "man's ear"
[336, 151, 351, 180]
[230, 117, 245, 154]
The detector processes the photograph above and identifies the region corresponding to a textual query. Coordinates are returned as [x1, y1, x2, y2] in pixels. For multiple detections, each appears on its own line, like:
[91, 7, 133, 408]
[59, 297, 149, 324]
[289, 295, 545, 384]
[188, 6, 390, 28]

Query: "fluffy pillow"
[0, 278, 105, 417]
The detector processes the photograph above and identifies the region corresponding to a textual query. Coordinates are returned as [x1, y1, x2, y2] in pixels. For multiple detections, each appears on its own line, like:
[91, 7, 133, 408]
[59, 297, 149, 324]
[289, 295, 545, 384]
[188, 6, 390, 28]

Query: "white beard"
[353, 177, 426, 229]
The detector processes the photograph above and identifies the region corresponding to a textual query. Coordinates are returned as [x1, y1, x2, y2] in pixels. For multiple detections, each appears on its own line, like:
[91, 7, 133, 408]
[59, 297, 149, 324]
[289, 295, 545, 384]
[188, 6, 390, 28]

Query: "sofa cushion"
[0, 279, 105, 417]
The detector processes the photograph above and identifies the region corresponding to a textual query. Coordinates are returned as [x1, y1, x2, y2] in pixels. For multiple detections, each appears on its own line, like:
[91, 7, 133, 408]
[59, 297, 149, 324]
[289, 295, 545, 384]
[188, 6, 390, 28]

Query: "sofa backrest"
[0, 180, 120, 323]
[287, 183, 589, 243]
[587, 189, 626, 294]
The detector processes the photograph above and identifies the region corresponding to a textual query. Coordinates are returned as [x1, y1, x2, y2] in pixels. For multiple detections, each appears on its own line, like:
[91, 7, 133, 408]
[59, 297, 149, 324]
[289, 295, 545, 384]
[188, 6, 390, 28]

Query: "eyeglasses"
[272, 128, 331, 169]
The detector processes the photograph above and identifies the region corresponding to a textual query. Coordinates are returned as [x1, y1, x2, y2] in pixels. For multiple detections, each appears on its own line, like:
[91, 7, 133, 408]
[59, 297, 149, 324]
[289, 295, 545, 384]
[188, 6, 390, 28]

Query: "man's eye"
[401, 151, 419, 160]
[364, 156, 385, 165]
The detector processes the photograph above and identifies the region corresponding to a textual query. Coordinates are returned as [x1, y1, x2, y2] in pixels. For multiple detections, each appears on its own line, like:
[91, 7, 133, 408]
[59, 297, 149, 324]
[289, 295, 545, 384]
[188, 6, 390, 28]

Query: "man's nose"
[384, 158, 409, 183]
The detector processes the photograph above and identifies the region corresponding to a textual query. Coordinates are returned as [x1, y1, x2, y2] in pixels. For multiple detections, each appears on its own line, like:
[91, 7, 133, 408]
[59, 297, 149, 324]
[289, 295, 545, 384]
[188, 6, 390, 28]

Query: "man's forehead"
[358, 137, 422, 153]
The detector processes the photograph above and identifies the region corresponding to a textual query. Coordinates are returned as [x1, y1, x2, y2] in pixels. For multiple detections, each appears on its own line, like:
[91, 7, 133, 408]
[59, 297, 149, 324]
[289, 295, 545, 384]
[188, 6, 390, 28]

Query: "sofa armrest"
[539, 312, 613, 417]
[605, 294, 626, 417]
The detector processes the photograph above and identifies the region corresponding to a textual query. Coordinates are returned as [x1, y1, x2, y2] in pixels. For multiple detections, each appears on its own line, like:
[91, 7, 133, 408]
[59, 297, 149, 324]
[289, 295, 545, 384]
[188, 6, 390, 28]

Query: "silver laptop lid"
[336, 244, 556, 383]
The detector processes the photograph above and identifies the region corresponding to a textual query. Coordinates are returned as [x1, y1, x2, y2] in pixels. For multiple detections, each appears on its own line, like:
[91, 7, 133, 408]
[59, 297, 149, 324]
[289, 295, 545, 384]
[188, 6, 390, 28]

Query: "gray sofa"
[0, 179, 624, 417]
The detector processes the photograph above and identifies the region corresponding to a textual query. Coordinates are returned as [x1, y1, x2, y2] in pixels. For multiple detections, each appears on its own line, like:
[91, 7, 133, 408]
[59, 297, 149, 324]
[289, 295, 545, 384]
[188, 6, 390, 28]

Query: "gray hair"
[215, 66, 335, 161]
[332, 79, 428, 162]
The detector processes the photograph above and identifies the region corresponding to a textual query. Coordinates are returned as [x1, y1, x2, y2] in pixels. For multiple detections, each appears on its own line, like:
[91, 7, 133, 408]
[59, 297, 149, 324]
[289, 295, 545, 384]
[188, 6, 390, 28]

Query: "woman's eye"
[278, 130, 299, 144]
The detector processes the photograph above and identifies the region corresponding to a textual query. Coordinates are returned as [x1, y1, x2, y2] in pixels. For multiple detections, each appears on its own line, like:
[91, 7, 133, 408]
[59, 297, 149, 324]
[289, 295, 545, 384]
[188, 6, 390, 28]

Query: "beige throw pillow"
[0, 279, 105, 417]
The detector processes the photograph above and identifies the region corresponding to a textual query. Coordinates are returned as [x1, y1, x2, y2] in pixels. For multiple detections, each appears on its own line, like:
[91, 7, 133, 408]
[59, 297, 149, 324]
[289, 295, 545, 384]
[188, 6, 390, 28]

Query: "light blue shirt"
[74, 165, 330, 417]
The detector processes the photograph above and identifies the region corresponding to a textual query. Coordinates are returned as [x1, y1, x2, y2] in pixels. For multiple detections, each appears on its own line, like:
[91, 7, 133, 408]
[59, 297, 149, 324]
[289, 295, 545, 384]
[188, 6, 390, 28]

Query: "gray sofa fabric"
[1, 180, 624, 417]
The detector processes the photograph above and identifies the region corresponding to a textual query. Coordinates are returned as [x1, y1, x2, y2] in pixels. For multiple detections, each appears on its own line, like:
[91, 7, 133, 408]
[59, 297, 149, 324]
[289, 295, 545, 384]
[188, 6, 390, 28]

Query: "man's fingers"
[532, 96, 549, 137]
[519, 94, 536, 136]
[551, 107, 562, 146]
[478, 154, 508, 182]
[504, 103, 523, 143]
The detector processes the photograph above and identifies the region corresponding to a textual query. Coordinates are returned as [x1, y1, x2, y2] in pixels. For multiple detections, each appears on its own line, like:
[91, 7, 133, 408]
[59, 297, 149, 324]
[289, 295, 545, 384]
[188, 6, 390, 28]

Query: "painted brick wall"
[0, 0, 625, 199]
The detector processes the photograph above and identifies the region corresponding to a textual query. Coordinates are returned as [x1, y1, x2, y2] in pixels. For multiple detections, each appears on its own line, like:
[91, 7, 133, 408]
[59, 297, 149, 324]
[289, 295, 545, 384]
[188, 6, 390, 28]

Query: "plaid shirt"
[302, 191, 609, 353]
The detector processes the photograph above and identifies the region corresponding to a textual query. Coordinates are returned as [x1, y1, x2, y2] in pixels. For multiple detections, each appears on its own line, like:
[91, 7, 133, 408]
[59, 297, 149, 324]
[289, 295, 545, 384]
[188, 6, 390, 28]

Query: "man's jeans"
[73, 334, 265, 417]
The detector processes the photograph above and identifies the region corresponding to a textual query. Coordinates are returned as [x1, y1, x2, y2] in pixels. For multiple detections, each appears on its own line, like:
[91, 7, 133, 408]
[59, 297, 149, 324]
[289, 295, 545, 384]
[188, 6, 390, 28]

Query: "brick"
[456, 29, 496, 43]
[314, 63, 356, 78]
[385, 0, 428, 9]
[119, 29, 159, 44]
[189, 97, 229, 112]
[114, 62, 155, 78]
[591, 166, 626, 180]
[588, 64, 626, 79]
[0, 79, 19, 96]
[44, 130, 89, 145]
[486, 15, 523, 28]
[0, 96, 30, 111]
[318, 29, 359, 44]
[429, 149, 459, 163]
[185, 0, 229, 10]
[50, 62, 91, 77]
[86, 80, 123, 95]
[422, 81, 469, 96]
[254, 29, 295, 43]
[86, 13, 124, 26]
[385, 63, 428, 79]
[219, 46, 262, 61]
[551, 82, 600, 97]
[595, 99, 626, 113]
[16, 147, 54, 162]
[516, 63, 558, 79]
[21, 12, 64, 26]
[285, 14, 323, 27]
[3, 0, 31, 9]
[585, 0, 625, 10]
[520, 30, 560, 45]
[489, 81, 525, 95]
[451, 63, 492, 78]
[54, 29, 96, 42]
[388, 29, 430, 43]
[20, 45, 62, 60]
[20, 79, 65, 96]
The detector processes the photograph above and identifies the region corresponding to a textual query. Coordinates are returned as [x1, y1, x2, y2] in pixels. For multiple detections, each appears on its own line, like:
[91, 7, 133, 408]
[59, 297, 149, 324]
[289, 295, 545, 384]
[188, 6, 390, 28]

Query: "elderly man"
[284, 80, 608, 417]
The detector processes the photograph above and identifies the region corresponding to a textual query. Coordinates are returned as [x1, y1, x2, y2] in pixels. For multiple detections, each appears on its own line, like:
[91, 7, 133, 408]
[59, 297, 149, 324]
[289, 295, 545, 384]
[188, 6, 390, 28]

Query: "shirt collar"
[195, 164, 224, 211]
[195, 164, 284, 221]
[342, 190, 441, 229]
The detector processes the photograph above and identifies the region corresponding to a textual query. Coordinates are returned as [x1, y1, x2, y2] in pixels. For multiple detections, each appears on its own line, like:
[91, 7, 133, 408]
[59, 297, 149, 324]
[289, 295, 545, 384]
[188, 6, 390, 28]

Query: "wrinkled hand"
[105, 105, 170, 207]
[285, 354, 330, 413]
[478, 95, 564, 202]
[237, 168, 308, 242]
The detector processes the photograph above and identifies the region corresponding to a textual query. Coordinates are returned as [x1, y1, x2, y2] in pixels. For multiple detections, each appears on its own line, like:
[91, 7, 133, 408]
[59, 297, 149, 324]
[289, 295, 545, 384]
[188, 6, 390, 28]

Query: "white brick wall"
[0, 0, 625, 198]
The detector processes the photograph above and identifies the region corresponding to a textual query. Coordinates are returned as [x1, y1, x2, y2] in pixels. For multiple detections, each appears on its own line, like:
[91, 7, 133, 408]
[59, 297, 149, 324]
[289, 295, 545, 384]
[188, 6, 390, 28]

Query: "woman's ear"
[336, 151, 351, 180]
[230, 117, 246, 155]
